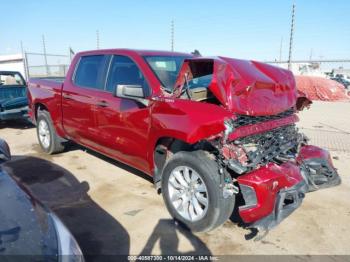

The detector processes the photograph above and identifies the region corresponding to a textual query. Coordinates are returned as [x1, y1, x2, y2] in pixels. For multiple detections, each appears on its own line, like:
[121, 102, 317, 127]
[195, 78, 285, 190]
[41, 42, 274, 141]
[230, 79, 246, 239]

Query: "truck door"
[61, 55, 110, 146]
[91, 55, 152, 173]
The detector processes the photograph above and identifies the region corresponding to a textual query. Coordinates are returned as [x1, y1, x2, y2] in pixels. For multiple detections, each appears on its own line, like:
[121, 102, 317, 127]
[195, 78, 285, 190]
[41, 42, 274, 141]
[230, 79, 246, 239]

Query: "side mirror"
[0, 139, 11, 162]
[114, 84, 144, 99]
[113, 84, 149, 106]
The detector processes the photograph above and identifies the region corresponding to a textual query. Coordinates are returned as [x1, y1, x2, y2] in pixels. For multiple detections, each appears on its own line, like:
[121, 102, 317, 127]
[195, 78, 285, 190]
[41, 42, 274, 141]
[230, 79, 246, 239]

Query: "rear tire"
[161, 150, 235, 232]
[36, 110, 65, 154]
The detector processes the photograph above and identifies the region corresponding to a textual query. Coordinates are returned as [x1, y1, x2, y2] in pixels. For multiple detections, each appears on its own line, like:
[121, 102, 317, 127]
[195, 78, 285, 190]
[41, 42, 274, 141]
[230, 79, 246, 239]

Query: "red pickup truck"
[27, 49, 340, 233]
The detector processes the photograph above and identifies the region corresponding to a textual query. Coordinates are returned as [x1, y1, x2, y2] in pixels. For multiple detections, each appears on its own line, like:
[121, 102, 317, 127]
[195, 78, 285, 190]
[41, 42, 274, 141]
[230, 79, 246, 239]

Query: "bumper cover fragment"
[250, 180, 308, 231]
[297, 145, 341, 192]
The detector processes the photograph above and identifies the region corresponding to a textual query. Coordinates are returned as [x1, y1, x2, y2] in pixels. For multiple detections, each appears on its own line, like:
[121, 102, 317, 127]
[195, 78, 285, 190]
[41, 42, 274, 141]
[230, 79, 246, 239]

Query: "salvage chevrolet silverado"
[27, 49, 341, 233]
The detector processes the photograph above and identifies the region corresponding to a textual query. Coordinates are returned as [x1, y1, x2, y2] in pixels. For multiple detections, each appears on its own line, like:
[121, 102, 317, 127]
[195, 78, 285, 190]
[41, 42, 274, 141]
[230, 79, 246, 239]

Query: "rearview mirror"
[114, 84, 145, 99]
[0, 139, 11, 162]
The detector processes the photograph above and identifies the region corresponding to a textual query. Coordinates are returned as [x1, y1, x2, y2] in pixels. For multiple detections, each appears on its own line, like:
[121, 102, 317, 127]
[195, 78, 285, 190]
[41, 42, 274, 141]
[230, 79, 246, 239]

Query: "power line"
[279, 37, 283, 62]
[265, 59, 350, 64]
[309, 48, 313, 61]
[20, 41, 29, 80]
[96, 30, 100, 50]
[171, 20, 174, 52]
[42, 35, 50, 76]
[288, 3, 296, 70]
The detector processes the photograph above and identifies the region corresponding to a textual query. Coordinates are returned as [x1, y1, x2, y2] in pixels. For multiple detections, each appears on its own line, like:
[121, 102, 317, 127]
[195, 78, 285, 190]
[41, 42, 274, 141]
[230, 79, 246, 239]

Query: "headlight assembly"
[223, 119, 234, 141]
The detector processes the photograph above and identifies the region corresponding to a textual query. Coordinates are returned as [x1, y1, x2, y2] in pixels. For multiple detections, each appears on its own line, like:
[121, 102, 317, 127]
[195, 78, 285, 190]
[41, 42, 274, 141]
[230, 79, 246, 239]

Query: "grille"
[232, 108, 295, 128]
[237, 125, 302, 169]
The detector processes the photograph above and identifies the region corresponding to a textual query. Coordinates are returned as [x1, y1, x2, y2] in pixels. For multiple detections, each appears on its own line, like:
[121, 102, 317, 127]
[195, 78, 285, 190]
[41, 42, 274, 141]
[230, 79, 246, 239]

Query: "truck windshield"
[0, 72, 25, 86]
[144, 56, 191, 91]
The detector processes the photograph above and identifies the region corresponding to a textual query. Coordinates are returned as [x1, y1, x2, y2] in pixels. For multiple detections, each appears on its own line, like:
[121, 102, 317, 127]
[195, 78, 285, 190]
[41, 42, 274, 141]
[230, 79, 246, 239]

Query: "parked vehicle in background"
[331, 76, 350, 89]
[335, 74, 350, 81]
[27, 49, 341, 233]
[0, 138, 84, 261]
[0, 71, 28, 121]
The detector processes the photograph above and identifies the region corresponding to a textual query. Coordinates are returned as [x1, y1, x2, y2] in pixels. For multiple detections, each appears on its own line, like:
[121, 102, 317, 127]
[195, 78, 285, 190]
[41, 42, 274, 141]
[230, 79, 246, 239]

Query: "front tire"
[36, 110, 65, 154]
[161, 150, 235, 232]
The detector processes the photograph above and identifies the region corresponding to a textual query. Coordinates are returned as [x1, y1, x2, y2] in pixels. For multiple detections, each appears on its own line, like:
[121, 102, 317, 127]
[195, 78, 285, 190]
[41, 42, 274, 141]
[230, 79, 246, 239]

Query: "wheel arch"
[151, 135, 218, 192]
[34, 101, 66, 138]
[34, 102, 48, 120]
[152, 137, 194, 191]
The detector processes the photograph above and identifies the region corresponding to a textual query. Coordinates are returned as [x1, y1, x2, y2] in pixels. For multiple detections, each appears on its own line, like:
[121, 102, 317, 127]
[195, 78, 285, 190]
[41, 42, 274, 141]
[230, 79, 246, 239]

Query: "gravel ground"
[0, 101, 349, 261]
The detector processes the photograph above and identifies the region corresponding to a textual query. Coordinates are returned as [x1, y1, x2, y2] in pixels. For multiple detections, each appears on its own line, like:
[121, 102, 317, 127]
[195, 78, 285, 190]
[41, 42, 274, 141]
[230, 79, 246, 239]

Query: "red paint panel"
[237, 162, 303, 223]
[297, 145, 334, 168]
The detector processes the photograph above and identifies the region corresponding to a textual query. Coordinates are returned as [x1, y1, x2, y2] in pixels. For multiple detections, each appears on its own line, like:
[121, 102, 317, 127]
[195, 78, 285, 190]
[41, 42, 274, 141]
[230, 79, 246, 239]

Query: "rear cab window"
[73, 55, 109, 90]
[0, 72, 25, 87]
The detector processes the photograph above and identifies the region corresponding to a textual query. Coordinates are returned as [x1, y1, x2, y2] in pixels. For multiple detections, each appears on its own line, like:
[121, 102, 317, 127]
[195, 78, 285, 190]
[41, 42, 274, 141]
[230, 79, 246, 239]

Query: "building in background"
[269, 62, 327, 77]
[0, 54, 25, 78]
[0, 51, 71, 80]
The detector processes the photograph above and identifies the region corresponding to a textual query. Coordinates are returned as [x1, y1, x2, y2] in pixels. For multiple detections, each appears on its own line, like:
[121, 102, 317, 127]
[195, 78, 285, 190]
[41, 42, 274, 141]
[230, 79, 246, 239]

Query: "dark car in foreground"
[0, 139, 84, 261]
[0, 71, 28, 121]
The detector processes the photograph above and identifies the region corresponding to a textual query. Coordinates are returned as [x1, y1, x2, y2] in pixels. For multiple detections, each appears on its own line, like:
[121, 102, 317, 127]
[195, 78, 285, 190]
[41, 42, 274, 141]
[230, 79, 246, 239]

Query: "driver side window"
[106, 55, 150, 96]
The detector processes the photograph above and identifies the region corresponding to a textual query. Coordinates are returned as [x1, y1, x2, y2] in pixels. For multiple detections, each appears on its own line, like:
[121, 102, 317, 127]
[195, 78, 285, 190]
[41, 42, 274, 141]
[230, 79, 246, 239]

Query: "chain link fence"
[266, 60, 350, 78]
[24, 52, 73, 79]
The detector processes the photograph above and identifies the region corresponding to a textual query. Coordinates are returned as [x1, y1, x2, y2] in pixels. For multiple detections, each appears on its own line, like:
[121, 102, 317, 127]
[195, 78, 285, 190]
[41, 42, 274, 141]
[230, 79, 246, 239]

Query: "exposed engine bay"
[223, 124, 303, 172]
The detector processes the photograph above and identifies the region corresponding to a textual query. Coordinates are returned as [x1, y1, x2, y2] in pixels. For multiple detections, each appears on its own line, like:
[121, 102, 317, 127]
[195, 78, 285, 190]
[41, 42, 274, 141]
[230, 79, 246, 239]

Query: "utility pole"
[171, 20, 174, 52]
[279, 37, 283, 62]
[20, 41, 29, 80]
[288, 3, 295, 70]
[96, 30, 100, 50]
[309, 48, 313, 61]
[42, 35, 50, 76]
[69, 46, 75, 61]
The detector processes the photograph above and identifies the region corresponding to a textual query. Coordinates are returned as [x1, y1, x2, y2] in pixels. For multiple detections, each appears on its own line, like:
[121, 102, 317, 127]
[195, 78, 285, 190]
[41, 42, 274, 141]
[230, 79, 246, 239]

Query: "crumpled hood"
[174, 57, 297, 116]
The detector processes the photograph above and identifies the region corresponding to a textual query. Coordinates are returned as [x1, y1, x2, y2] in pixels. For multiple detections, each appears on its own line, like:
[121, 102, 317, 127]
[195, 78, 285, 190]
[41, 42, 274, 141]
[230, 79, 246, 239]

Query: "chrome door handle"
[96, 100, 109, 107]
[63, 93, 73, 100]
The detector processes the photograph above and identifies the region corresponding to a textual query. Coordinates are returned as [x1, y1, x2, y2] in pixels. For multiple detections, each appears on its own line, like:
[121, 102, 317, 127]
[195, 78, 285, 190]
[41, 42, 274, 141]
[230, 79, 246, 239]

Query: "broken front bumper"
[236, 145, 340, 231]
[298, 145, 341, 192]
[249, 180, 307, 231]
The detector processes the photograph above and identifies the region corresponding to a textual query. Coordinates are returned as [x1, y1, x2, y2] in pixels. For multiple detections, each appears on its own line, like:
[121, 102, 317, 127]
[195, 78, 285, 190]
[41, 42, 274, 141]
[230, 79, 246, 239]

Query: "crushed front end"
[212, 108, 341, 232]
[173, 56, 341, 233]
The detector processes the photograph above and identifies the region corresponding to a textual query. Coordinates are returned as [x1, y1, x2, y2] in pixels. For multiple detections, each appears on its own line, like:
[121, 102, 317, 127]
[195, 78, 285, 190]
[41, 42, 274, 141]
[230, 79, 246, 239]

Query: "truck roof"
[76, 48, 192, 57]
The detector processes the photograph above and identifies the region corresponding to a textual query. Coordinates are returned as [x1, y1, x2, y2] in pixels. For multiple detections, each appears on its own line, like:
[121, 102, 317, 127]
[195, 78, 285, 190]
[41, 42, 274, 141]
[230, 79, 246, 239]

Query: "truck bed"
[27, 78, 64, 124]
[30, 77, 65, 83]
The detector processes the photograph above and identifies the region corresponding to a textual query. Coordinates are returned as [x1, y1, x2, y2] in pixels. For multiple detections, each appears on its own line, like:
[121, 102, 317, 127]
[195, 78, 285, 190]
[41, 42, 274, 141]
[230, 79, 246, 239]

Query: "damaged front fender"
[149, 97, 234, 145]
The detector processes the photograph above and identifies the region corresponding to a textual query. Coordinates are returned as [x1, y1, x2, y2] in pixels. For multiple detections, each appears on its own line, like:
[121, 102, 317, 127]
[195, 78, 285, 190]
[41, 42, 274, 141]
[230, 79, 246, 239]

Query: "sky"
[1, 0, 349, 61]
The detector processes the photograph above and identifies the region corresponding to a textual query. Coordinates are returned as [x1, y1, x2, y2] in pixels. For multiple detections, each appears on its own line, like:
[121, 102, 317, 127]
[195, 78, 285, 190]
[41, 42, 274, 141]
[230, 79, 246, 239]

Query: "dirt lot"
[1, 101, 350, 259]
